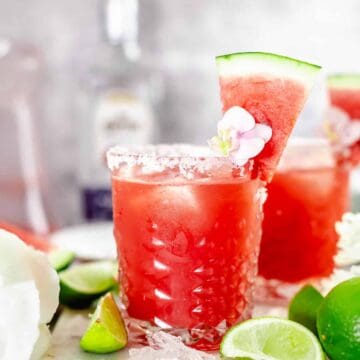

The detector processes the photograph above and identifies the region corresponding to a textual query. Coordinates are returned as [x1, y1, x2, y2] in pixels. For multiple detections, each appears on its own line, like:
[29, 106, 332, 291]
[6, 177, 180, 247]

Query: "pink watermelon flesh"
[219, 75, 310, 181]
[329, 88, 360, 165]
[329, 88, 360, 118]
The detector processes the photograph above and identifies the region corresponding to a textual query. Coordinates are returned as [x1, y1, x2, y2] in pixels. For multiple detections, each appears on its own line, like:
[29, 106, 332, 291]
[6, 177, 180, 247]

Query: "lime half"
[289, 285, 324, 334]
[220, 317, 324, 360]
[59, 261, 117, 308]
[48, 249, 75, 272]
[80, 292, 127, 353]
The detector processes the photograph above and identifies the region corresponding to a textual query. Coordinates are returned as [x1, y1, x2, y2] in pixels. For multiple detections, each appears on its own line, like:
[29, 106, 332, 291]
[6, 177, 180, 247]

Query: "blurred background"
[0, 0, 360, 232]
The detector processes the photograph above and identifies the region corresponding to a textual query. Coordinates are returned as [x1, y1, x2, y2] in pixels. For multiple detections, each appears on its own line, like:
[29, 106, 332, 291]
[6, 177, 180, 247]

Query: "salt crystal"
[129, 332, 218, 360]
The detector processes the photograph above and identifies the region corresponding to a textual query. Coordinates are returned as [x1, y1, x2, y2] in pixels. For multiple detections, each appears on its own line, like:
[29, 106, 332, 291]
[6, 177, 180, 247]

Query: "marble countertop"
[45, 309, 130, 360]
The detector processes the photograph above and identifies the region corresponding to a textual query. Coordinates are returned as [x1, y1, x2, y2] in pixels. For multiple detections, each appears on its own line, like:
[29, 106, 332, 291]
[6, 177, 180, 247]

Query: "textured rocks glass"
[107, 145, 265, 350]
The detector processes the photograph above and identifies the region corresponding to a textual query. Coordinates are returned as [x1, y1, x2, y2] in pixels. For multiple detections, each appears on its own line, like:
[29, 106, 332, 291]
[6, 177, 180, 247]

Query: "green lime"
[220, 317, 324, 360]
[48, 249, 75, 272]
[59, 261, 117, 309]
[80, 292, 127, 353]
[289, 285, 324, 334]
[317, 277, 360, 360]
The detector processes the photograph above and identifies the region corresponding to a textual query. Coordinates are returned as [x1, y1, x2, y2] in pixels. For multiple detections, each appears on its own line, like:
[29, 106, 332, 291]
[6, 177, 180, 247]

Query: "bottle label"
[94, 90, 153, 165]
[82, 188, 113, 221]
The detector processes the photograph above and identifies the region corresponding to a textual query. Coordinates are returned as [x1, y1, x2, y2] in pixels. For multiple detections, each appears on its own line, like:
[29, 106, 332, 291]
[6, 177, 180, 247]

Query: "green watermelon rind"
[216, 52, 321, 90]
[327, 74, 360, 89]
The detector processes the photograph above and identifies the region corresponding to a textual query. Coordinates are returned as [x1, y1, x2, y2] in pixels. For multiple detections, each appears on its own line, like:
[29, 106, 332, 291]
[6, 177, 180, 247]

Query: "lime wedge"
[59, 261, 117, 309]
[80, 292, 128, 353]
[48, 249, 75, 272]
[220, 317, 325, 360]
[289, 285, 324, 334]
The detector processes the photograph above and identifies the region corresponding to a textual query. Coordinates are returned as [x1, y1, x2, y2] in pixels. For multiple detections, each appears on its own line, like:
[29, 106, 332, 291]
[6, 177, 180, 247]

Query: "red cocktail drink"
[108, 145, 264, 350]
[259, 139, 350, 284]
[327, 74, 360, 165]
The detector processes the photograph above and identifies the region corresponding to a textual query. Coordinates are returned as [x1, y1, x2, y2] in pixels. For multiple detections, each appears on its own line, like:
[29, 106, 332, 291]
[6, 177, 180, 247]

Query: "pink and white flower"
[209, 106, 272, 166]
[324, 106, 360, 148]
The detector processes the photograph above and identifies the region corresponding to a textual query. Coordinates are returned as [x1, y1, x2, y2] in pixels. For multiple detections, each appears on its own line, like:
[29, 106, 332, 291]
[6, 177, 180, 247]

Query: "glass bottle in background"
[77, 0, 159, 221]
[0, 39, 51, 234]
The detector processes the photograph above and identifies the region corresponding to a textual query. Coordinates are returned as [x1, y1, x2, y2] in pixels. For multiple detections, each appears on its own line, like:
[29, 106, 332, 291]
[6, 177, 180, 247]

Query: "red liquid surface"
[112, 175, 263, 349]
[259, 166, 350, 283]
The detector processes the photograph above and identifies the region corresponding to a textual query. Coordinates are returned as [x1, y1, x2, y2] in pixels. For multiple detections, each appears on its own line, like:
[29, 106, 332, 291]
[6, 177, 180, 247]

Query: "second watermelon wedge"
[327, 74, 360, 165]
[216, 52, 321, 181]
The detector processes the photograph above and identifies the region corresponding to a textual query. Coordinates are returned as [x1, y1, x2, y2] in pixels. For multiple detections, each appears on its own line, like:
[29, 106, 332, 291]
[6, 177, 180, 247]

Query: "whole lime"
[317, 277, 360, 360]
[289, 284, 324, 334]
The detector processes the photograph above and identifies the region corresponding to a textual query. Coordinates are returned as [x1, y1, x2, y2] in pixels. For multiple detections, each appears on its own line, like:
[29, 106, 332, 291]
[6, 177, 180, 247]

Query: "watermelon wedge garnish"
[328, 74, 360, 118]
[327, 74, 360, 165]
[216, 52, 321, 180]
[0, 222, 52, 252]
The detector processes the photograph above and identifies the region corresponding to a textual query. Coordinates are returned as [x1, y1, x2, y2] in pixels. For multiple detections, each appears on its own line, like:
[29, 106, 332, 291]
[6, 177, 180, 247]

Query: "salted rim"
[106, 144, 254, 179]
[108, 144, 229, 168]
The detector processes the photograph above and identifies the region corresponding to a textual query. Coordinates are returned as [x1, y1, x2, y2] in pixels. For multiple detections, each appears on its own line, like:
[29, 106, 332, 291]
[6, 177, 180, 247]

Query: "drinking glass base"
[125, 316, 232, 351]
[254, 276, 322, 306]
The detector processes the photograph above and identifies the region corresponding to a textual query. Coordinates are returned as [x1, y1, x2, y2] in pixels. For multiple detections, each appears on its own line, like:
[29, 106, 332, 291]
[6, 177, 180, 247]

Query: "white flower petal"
[0, 281, 40, 360]
[243, 123, 272, 143]
[236, 137, 265, 159]
[335, 212, 360, 266]
[31, 325, 51, 360]
[325, 106, 360, 146]
[342, 122, 360, 146]
[219, 106, 255, 133]
[326, 106, 351, 127]
[230, 153, 248, 166]
[0, 230, 59, 324]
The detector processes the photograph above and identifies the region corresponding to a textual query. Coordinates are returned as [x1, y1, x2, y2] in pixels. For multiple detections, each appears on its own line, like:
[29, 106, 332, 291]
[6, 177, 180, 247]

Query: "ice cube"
[128, 332, 218, 360]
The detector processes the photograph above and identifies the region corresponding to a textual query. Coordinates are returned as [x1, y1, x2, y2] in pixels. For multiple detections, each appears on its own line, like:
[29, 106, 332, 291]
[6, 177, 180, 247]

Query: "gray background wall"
[1, 0, 359, 226]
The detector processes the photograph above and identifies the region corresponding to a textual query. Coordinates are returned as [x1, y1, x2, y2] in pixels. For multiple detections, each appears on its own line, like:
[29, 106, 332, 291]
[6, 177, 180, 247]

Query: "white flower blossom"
[335, 212, 360, 266]
[209, 106, 272, 166]
[324, 106, 360, 148]
[0, 230, 59, 359]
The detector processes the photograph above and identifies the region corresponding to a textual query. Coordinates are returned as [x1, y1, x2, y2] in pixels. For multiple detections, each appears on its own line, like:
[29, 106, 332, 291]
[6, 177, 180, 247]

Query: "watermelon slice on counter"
[0, 222, 52, 252]
[216, 52, 321, 181]
[328, 74, 360, 165]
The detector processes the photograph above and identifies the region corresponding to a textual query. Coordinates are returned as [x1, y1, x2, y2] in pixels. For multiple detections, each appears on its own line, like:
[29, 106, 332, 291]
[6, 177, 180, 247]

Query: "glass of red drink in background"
[258, 138, 350, 299]
[327, 74, 360, 166]
[107, 145, 265, 350]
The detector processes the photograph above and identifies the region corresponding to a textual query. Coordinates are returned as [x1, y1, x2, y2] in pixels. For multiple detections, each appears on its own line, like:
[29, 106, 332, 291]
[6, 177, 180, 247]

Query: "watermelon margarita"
[259, 139, 350, 284]
[328, 74, 360, 118]
[107, 52, 320, 349]
[108, 145, 265, 349]
[327, 74, 360, 165]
